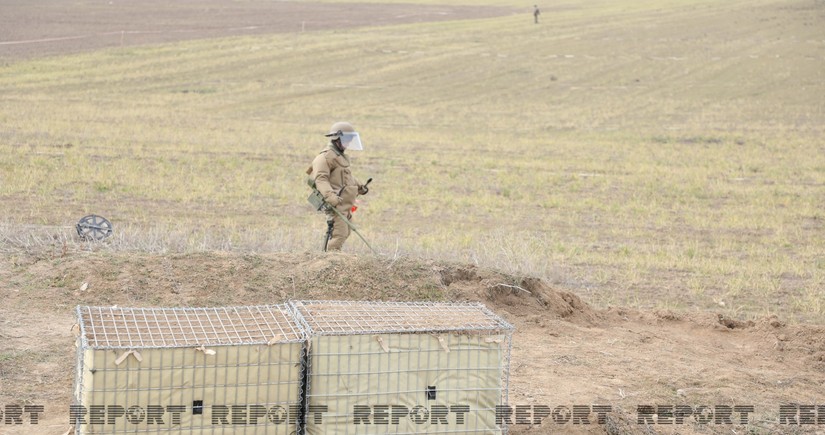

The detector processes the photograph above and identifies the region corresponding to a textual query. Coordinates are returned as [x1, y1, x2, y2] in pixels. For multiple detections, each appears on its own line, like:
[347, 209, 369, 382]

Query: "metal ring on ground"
[76, 215, 113, 241]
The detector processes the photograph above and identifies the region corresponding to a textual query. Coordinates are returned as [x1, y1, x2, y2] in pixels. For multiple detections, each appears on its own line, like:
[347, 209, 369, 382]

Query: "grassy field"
[1, 0, 823, 322]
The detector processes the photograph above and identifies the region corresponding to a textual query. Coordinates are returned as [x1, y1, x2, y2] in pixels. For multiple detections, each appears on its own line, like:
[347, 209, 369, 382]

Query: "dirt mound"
[435, 265, 599, 325]
[8, 251, 597, 324]
[2, 251, 824, 435]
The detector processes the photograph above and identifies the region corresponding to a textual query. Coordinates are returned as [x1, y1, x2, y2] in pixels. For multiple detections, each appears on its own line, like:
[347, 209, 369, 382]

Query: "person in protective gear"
[307, 121, 370, 251]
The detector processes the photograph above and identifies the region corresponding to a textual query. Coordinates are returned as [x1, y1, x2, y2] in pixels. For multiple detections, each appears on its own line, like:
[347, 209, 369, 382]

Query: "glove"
[326, 195, 341, 207]
[358, 185, 369, 195]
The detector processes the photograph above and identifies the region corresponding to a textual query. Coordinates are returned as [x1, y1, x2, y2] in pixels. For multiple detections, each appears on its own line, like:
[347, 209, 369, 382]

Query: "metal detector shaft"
[327, 205, 378, 255]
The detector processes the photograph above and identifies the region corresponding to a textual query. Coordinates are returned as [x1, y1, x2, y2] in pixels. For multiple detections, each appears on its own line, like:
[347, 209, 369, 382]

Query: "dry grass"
[1, 0, 823, 322]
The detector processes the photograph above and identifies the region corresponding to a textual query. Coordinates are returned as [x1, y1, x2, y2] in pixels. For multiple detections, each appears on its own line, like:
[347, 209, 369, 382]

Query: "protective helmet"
[325, 121, 362, 151]
[325, 121, 355, 136]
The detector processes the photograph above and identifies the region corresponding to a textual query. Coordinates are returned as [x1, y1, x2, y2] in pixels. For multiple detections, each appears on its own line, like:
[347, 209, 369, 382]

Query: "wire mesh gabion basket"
[72, 301, 515, 435]
[291, 300, 515, 435]
[73, 304, 307, 435]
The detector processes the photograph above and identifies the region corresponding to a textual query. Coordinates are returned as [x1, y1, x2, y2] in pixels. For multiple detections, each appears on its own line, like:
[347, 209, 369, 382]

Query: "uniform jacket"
[310, 143, 361, 212]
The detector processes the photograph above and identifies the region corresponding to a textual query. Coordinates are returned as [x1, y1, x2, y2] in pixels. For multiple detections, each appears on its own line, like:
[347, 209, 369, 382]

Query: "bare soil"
[1, 251, 824, 434]
[0, 0, 514, 61]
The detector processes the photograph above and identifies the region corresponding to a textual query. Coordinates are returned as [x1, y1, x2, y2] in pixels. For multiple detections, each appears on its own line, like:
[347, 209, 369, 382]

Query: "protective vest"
[309, 144, 360, 211]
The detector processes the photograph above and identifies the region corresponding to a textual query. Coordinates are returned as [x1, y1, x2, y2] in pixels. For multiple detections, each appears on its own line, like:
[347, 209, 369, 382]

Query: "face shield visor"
[339, 131, 363, 151]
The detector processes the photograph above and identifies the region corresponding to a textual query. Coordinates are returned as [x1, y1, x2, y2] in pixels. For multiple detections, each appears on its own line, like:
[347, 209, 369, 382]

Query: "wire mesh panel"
[291, 300, 515, 435]
[73, 305, 307, 435]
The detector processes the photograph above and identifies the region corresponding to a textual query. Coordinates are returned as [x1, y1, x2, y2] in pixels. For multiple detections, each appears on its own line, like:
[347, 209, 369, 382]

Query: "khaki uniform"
[310, 144, 363, 250]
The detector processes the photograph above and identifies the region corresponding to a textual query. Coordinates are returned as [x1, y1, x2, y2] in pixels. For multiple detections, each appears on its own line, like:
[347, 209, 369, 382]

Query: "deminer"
[306, 122, 371, 251]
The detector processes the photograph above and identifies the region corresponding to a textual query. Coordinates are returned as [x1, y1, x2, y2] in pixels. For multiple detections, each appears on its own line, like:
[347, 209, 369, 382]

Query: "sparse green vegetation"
[0, 0, 823, 322]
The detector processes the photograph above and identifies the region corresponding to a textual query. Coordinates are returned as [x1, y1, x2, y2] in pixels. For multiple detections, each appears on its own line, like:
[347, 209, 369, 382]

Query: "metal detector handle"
[359, 177, 373, 195]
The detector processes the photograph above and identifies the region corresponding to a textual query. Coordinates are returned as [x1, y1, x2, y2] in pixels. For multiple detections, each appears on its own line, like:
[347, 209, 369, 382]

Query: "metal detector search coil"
[75, 214, 113, 241]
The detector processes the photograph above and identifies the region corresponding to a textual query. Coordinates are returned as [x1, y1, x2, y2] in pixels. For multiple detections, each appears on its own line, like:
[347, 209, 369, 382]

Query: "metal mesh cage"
[72, 301, 515, 434]
[291, 300, 515, 435]
[77, 305, 306, 349]
[73, 304, 308, 435]
[291, 300, 514, 335]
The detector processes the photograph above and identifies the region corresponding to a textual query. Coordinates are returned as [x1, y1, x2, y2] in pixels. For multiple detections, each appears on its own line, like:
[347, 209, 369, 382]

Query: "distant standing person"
[533, 5, 540, 24]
